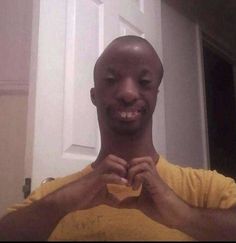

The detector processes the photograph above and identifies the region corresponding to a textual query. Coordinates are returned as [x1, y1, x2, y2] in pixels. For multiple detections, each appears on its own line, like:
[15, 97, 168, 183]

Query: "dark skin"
[0, 36, 236, 241]
[91, 36, 162, 164]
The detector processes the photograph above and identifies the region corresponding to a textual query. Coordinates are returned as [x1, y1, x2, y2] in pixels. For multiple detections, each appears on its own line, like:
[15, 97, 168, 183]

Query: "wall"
[161, 2, 206, 168]
[0, 0, 32, 216]
[163, 0, 236, 130]
[0, 0, 32, 92]
[0, 95, 28, 217]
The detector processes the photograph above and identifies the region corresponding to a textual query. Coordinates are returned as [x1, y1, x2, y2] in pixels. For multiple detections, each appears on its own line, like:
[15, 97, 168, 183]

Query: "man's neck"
[93, 127, 159, 167]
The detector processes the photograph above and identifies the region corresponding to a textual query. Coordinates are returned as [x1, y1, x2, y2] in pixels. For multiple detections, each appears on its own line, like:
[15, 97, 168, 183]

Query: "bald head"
[90, 35, 163, 136]
[94, 35, 164, 85]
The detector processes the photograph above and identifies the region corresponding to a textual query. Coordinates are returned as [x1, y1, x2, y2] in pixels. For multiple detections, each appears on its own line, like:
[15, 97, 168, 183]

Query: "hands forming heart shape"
[98, 154, 190, 228]
[58, 154, 191, 230]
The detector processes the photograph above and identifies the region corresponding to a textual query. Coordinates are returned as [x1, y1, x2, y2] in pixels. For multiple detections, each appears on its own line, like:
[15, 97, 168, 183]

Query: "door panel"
[63, 0, 101, 162]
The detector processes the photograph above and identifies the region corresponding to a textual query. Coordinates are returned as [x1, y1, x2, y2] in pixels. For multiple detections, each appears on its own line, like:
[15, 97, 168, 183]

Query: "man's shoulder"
[157, 155, 213, 193]
[159, 155, 235, 185]
[7, 164, 93, 213]
[40, 163, 93, 194]
[158, 155, 236, 208]
[158, 155, 211, 179]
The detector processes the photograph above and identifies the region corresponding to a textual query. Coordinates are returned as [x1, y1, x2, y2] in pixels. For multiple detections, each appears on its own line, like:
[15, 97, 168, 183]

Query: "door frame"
[196, 26, 236, 170]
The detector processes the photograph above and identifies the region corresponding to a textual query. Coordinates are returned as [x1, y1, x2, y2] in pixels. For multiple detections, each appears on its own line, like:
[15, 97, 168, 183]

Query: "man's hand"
[119, 156, 191, 228]
[54, 154, 129, 214]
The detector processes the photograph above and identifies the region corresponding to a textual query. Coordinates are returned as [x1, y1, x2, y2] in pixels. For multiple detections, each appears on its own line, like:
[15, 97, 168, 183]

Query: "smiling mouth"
[117, 110, 142, 121]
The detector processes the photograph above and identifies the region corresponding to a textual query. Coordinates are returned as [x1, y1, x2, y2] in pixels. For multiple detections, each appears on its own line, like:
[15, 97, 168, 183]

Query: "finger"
[106, 161, 128, 178]
[133, 171, 164, 196]
[104, 191, 121, 207]
[101, 173, 128, 186]
[118, 196, 138, 209]
[107, 154, 128, 169]
[127, 162, 151, 186]
[102, 156, 128, 177]
[103, 155, 128, 177]
[132, 173, 145, 190]
[130, 156, 155, 167]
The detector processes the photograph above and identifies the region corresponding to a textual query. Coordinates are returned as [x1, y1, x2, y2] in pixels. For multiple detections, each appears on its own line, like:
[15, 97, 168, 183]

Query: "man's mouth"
[116, 110, 142, 121]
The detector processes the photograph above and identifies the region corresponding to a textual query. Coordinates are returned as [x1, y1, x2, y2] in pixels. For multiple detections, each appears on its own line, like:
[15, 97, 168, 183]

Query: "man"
[0, 35, 236, 241]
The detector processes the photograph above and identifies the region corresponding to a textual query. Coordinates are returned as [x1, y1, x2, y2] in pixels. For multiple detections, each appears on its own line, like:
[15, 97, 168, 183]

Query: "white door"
[27, 0, 166, 190]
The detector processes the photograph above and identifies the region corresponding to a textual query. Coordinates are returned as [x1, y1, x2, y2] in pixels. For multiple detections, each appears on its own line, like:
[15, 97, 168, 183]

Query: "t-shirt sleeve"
[6, 166, 92, 215]
[6, 187, 43, 214]
[204, 170, 236, 209]
[6, 176, 69, 214]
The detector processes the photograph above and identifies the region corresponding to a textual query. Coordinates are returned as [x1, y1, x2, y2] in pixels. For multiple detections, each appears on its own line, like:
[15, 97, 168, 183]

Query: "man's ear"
[90, 88, 96, 106]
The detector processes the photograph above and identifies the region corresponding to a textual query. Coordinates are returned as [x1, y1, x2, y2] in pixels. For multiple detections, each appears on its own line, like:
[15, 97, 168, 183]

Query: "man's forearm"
[0, 193, 65, 241]
[178, 206, 236, 241]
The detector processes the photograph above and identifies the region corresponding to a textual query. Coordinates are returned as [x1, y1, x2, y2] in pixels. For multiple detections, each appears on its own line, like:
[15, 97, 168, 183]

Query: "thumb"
[118, 196, 138, 209]
[104, 191, 121, 207]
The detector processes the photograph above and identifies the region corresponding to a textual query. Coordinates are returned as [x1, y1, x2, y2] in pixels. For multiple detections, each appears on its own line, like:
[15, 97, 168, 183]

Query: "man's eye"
[139, 79, 151, 86]
[105, 77, 116, 84]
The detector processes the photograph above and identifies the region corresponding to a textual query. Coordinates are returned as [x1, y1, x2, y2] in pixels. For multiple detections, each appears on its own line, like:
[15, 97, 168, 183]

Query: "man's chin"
[109, 123, 143, 136]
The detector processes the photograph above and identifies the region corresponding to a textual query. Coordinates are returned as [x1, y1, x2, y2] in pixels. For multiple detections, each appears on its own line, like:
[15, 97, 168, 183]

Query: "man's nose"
[116, 78, 139, 104]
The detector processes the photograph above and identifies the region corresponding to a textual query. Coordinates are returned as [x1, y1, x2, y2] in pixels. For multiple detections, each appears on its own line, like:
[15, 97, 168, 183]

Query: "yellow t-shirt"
[8, 156, 236, 241]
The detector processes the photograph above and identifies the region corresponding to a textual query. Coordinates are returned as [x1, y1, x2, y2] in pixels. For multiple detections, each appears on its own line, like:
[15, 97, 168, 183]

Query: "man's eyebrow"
[139, 68, 152, 76]
[105, 66, 116, 74]
[104, 67, 152, 76]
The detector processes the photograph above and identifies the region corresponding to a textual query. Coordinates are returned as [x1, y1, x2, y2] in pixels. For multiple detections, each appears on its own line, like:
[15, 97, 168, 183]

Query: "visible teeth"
[119, 111, 138, 119]
[121, 112, 126, 118]
[127, 112, 132, 118]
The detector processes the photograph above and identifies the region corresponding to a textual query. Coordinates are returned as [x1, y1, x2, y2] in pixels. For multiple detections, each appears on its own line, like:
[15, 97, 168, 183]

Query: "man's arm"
[122, 156, 236, 241]
[0, 154, 129, 241]
[0, 193, 65, 241]
[179, 206, 236, 241]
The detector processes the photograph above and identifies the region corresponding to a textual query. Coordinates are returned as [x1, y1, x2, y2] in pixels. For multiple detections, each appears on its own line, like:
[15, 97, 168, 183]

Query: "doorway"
[202, 40, 236, 179]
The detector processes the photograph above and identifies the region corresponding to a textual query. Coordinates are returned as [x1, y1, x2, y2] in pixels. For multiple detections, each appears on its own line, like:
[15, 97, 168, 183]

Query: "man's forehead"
[94, 36, 164, 81]
[98, 45, 160, 72]
[103, 38, 156, 57]
[103, 65, 154, 75]
[98, 42, 159, 68]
